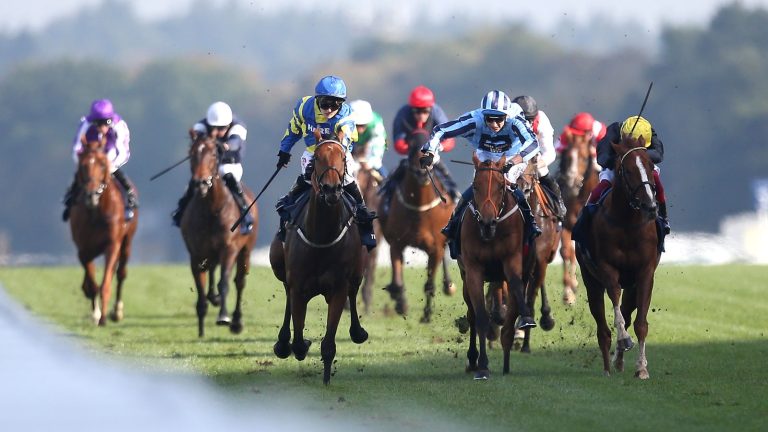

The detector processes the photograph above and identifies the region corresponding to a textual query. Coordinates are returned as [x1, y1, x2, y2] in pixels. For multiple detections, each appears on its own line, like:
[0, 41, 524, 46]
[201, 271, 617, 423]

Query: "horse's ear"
[610, 141, 623, 155]
[189, 128, 196, 139]
[637, 135, 647, 148]
[336, 129, 345, 143]
[80, 134, 87, 146]
[313, 128, 322, 142]
[498, 155, 507, 167]
[472, 152, 481, 167]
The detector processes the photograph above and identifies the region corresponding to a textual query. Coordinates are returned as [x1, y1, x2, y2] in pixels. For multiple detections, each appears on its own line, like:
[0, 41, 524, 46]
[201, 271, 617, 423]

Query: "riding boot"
[441, 187, 472, 240]
[62, 175, 78, 222]
[513, 187, 541, 244]
[343, 182, 378, 251]
[172, 179, 195, 227]
[379, 159, 407, 216]
[433, 160, 461, 201]
[112, 168, 138, 221]
[540, 173, 566, 220]
[276, 175, 311, 241]
[659, 201, 671, 235]
[223, 173, 253, 235]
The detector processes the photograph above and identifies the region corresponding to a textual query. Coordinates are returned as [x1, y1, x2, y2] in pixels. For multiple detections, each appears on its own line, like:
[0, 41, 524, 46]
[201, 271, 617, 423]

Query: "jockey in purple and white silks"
[171, 101, 254, 235]
[62, 98, 138, 221]
[274, 75, 377, 250]
[419, 90, 542, 245]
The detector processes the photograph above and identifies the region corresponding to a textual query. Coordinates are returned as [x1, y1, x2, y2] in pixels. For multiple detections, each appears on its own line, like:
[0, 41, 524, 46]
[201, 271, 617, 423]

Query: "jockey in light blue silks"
[275, 75, 377, 250]
[419, 90, 542, 247]
[63, 98, 138, 221]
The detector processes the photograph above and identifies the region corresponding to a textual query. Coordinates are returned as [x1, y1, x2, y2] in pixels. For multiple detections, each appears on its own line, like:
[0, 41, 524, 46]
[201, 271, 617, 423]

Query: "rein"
[618, 147, 656, 211]
[469, 165, 521, 224]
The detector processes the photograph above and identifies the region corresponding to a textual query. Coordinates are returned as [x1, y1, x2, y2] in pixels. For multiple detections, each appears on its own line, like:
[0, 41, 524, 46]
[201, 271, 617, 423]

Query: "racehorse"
[557, 130, 599, 304]
[352, 151, 383, 314]
[180, 131, 258, 337]
[458, 154, 534, 379]
[379, 127, 456, 323]
[485, 159, 558, 352]
[69, 137, 138, 326]
[269, 130, 369, 385]
[574, 135, 661, 379]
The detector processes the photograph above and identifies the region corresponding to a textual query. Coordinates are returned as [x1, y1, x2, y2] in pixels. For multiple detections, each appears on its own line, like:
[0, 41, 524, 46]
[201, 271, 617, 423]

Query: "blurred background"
[1, 0, 767, 263]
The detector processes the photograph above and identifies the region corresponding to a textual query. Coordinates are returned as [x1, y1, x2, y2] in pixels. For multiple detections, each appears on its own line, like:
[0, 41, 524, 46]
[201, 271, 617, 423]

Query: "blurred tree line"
[0, 3, 765, 262]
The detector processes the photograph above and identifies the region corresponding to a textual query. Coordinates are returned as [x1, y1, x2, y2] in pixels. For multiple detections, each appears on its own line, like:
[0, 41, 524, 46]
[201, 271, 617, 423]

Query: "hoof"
[520, 345, 531, 354]
[539, 314, 555, 331]
[383, 283, 403, 300]
[603, 370, 611, 377]
[395, 299, 408, 316]
[635, 369, 650, 380]
[216, 315, 231, 326]
[516, 316, 537, 329]
[455, 316, 470, 334]
[465, 362, 478, 373]
[207, 292, 221, 307]
[419, 314, 431, 324]
[350, 326, 369, 344]
[614, 359, 624, 372]
[292, 339, 312, 361]
[562, 287, 576, 306]
[618, 337, 634, 352]
[474, 370, 490, 380]
[108, 311, 120, 322]
[97, 316, 107, 327]
[229, 321, 243, 335]
[443, 282, 456, 296]
[273, 340, 291, 359]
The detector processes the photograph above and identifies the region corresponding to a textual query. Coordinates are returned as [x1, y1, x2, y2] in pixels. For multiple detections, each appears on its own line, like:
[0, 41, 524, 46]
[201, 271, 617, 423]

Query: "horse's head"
[312, 129, 346, 205]
[612, 135, 657, 219]
[76, 141, 111, 209]
[470, 153, 509, 241]
[406, 128, 431, 184]
[188, 129, 218, 197]
[558, 130, 593, 197]
[516, 157, 539, 200]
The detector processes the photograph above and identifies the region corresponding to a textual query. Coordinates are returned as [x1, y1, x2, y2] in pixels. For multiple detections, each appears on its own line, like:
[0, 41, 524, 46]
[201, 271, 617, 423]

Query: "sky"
[4, 0, 768, 34]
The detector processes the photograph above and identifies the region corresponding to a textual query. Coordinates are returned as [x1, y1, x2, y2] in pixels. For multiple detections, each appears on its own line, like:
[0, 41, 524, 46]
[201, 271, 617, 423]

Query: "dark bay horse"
[575, 135, 661, 379]
[269, 131, 369, 385]
[353, 156, 383, 314]
[458, 154, 534, 379]
[379, 127, 456, 323]
[557, 130, 599, 305]
[180, 131, 258, 337]
[69, 138, 138, 325]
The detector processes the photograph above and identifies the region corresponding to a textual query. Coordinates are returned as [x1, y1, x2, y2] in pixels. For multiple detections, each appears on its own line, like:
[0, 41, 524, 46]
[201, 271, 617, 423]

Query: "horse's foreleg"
[80, 259, 100, 323]
[420, 251, 440, 324]
[207, 266, 220, 306]
[581, 267, 612, 375]
[290, 287, 311, 361]
[229, 248, 249, 335]
[321, 291, 347, 385]
[441, 248, 456, 296]
[348, 279, 368, 344]
[191, 260, 208, 338]
[501, 286, 521, 375]
[98, 244, 121, 327]
[361, 243, 377, 314]
[216, 251, 238, 326]
[463, 279, 479, 373]
[274, 284, 292, 359]
[386, 246, 408, 315]
[110, 235, 132, 322]
[465, 269, 490, 379]
[560, 229, 577, 305]
[632, 272, 655, 380]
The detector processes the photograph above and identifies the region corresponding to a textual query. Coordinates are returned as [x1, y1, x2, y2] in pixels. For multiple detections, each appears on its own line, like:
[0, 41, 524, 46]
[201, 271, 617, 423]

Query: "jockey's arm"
[279, 98, 307, 154]
[512, 115, 539, 164]
[647, 128, 664, 164]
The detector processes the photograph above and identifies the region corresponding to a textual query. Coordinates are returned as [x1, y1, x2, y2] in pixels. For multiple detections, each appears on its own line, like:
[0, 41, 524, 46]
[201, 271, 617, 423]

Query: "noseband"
[80, 153, 109, 202]
[618, 147, 656, 210]
[468, 166, 518, 224]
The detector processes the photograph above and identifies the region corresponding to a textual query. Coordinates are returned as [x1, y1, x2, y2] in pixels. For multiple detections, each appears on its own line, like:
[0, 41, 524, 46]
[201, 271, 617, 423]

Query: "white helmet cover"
[349, 99, 374, 125]
[206, 101, 233, 127]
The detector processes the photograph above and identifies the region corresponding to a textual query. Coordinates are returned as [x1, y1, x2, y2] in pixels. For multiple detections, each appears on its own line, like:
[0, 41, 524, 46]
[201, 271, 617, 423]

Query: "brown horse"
[69, 138, 138, 326]
[379, 127, 456, 323]
[575, 135, 661, 379]
[180, 131, 258, 337]
[458, 154, 534, 379]
[269, 132, 369, 385]
[557, 130, 599, 305]
[353, 156, 383, 314]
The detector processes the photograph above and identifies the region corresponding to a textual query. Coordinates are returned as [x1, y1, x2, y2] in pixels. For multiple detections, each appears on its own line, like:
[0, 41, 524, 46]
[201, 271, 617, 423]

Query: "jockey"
[379, 85, 460, 212]
[171, 101, 254, 234]
[275, 75, 377, 250]
[586, 115, 670, 234]
[349, 99, 388, 180]
[512, 95, 566, 220]
[420, 90, 542, 245]
[62, 99, 138, 221]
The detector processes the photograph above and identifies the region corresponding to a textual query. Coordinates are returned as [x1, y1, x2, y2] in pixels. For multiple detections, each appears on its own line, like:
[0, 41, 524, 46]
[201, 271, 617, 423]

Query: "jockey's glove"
[277, 150, 291, 168]
[419, 152, 434, 169]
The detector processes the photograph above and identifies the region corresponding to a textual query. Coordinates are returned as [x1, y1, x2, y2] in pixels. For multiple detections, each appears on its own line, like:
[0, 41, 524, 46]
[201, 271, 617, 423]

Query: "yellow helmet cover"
[620, 115, 652, 147]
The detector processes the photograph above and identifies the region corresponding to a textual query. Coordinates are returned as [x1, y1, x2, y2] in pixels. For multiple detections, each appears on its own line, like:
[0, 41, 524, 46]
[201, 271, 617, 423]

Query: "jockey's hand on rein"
[419, 152, 434, 169]
[277, 150, 291, 168]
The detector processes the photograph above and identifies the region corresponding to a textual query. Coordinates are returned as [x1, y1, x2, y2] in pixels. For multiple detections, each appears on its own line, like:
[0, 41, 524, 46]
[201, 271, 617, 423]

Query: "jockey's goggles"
[484, 115, 506, 125]
[317, 97, 344, 111]
[412, 107, 431, 115]
[93, 118, 112, 126]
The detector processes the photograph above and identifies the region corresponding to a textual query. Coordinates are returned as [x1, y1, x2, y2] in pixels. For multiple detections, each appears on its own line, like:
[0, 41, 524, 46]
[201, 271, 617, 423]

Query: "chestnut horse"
[352, 156, 383, 314]
[458, 155, 534, 379]
[557, 130, 598, 305]
[379, 127, 456, 323]
[574, 135, 661, 379]
[180, 131, 258, 337]
[269, 132, 369, 385]
[69, 138, 138, 325]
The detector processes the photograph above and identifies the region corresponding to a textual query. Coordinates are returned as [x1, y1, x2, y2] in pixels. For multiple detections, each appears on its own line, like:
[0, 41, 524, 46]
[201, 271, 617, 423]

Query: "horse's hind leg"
[582, 268, 612, 376]
[361, 244, 377, 314]
[290, 287, 311, 361]
[419, 251, 440, 323]
[110, 235, 132, 322]
[441, 250, 456, 296]
[466, 270, 491, 379]
[217, 251, 239, 326]
[385, 246, 408, 315]
[463, 282, 479, 373]
[98, 244, 121, 326]
[348, 281, 369, 344]
[632, 272, 655, 380]
[207, 266, 220, 306]
[191, 260, 208, 338]
[273, 284, 292, 359]
[229, 248, 249, 335]
[321, 291, 347, 385]
[80, 258, 100, 324]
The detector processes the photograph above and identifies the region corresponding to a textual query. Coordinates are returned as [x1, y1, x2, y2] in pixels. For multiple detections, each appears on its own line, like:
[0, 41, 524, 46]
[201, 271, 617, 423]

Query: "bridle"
[312, 139, 347, 199]
[79, 151, 109, 204]
[468, 165, 519, 224]
[190, 139, 219, 192]
[618, 147, 656, 211]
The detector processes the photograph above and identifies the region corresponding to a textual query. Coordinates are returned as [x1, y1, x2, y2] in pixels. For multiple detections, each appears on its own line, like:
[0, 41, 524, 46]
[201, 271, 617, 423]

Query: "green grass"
[1, 263, 767, 431]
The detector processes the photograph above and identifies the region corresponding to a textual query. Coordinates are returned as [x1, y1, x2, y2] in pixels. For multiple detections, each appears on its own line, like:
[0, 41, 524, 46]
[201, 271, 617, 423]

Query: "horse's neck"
[304, 191, 347, 242]
[402, 166, 435, 202]
[603, 174, 639, 221]
[200, 177, 230, 213]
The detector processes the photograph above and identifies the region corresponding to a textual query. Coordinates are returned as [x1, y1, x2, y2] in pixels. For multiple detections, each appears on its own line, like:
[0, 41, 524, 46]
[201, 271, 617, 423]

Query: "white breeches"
[301, 149, 355, 185]
[219, 163, 243, 182]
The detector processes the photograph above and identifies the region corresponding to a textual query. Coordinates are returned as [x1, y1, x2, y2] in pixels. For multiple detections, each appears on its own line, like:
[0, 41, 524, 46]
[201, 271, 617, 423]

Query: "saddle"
[535, 182, 560, 219]
[281, 189, 357, 229]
